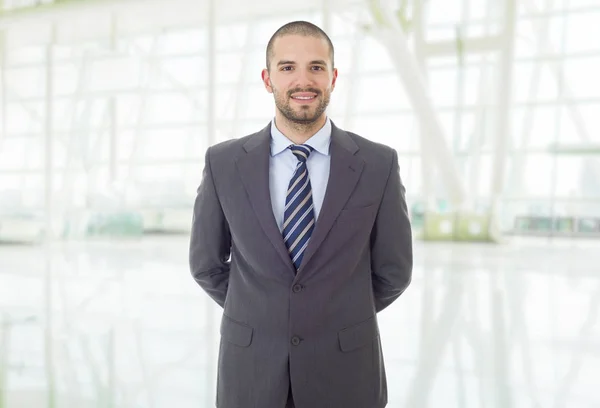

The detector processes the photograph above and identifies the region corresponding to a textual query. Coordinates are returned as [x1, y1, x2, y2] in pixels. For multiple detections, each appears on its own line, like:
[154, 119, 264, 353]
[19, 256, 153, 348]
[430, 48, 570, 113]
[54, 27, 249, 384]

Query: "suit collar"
[242, 122, 271, 153]
[330, 120, 359, 154]
[270, 117, 332, 157]
[237, 120, 363, 277]
[238, 123, 295, 273]
[243, 119, 355, 155]
[295, 122, 364, 276]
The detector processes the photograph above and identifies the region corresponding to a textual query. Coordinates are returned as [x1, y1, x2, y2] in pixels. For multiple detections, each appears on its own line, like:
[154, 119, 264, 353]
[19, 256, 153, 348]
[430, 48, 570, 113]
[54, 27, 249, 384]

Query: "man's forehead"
[272, 34, 329, 50]
[271, 35, 332, 64]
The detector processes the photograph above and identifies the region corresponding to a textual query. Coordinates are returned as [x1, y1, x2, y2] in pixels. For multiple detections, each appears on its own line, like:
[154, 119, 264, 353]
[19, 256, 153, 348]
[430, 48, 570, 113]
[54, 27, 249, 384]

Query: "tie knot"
[289, 144, 314, 163]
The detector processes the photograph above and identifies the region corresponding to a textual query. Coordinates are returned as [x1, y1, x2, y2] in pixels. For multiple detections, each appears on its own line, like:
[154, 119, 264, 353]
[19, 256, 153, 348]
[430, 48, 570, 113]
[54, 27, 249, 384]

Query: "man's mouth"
[290, 92, 318, 101]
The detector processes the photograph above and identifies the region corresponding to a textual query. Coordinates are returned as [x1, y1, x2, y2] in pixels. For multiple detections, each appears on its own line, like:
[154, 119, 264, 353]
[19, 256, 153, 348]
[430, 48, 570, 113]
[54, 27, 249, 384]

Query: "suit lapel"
[235, 124, 296, 274]
[297, 122, 365, 275]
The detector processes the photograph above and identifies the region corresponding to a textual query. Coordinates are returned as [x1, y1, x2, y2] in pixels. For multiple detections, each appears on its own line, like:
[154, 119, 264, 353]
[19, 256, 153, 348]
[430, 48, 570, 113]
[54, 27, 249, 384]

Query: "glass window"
[521, 153, 554, 196]
[143, 93, 201, 124]
[569, 104, 600, 142]
[5, 45, 45, 66]
[512, 106, 561, 148]
[352, 114, 418, 151]
[6, 102, 44, 134]
[157, 29, 205, 56]
[5, 67, 45, 99]
[513, 61, 559, 102]
[554, 156, 584, 196]
[425, 0, 464, 25]
[153, 56, 207, 89]
[565, 10, 600, 53]
[563, 56, 600, 98]
[89, 57, 141, 91]
[356, 36, 395, 74]
[216, 22, 250, 51]
[428, 67, 458, 107]
[355, 73, 410, 112]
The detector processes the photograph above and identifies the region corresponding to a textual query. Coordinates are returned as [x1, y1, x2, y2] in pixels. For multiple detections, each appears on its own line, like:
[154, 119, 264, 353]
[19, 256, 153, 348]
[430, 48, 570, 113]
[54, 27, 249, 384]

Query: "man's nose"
[294, 69, 314, 88]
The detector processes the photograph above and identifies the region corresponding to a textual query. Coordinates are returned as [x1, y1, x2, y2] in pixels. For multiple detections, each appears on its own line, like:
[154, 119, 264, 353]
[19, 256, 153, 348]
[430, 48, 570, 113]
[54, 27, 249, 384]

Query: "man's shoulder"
[341, 129, 396, 163]
[207, 127, 266, 159]
[208, 134, 249, 154]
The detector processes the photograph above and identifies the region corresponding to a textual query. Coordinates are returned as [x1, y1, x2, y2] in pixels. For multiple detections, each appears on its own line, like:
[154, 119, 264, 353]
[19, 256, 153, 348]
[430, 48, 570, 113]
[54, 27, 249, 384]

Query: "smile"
[290, 91, 318, 101]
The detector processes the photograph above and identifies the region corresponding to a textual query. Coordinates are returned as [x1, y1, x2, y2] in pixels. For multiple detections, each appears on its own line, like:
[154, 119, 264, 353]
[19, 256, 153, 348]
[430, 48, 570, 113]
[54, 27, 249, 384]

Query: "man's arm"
[370, 149, 413, 313]
[189, 146, 231, 308]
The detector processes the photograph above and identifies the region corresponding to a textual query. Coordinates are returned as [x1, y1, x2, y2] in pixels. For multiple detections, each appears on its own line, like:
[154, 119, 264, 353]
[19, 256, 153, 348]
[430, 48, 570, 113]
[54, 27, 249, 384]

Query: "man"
[189, 21, 412, 408]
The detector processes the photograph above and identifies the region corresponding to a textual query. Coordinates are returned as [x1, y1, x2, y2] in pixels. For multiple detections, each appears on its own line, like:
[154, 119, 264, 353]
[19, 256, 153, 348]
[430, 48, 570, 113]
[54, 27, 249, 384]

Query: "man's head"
[261, 21, 338, 127]
[265, 21, 335, 72]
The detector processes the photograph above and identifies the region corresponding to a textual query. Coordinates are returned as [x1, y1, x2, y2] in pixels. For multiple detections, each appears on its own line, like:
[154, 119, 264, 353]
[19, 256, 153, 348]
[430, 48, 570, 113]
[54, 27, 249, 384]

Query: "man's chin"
[291, 118, 316, 125]
[277, 105, 325, 125]
[288, 111, 319, 123]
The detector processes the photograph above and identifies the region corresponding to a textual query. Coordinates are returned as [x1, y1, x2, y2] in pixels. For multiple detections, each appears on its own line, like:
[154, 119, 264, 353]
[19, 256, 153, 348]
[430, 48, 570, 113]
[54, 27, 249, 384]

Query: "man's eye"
[282, 66, 293, 71]
[312, 66, 324, 70]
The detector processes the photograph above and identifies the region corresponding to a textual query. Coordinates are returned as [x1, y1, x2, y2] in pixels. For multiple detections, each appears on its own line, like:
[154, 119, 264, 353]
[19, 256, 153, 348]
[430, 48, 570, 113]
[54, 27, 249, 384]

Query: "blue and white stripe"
[283, 144, 316, 270]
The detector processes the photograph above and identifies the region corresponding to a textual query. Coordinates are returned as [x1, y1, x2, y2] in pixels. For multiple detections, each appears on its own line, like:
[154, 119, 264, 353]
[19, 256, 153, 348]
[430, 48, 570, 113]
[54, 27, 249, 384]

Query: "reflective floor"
[0, 236, 599, 407]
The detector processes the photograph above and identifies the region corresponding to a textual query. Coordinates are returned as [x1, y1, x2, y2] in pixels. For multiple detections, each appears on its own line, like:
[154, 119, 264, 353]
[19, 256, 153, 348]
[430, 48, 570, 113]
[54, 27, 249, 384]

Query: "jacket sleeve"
[370, 149, 413, 313]
[189, 146, 231, 308]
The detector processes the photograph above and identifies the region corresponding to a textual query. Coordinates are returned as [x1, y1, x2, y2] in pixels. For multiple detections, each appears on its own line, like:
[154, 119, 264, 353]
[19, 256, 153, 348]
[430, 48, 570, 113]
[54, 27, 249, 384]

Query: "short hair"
[266, 21, 335, 71]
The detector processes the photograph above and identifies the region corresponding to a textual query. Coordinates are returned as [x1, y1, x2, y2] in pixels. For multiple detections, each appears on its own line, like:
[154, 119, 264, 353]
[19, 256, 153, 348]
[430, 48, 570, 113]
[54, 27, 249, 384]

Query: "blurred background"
[0, 0, 599, 407]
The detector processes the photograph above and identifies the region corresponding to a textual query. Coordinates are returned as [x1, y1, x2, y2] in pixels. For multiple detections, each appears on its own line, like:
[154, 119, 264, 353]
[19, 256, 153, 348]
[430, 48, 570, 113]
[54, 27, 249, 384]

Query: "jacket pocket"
[337, 203, 378, 219]
[220, 314, 253, 347]
[338, 315, 379, 352]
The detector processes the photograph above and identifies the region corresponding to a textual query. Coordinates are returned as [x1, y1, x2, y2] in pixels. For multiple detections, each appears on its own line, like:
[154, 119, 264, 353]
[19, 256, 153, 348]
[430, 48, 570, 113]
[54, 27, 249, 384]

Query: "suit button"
[291, 336, 301, 346]
[292, 284, 303, 293]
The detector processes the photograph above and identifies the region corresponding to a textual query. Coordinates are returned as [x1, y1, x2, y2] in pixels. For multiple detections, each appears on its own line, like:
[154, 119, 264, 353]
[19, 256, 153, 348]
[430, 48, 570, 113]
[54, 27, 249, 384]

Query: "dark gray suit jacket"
[189, 121, 412, 408]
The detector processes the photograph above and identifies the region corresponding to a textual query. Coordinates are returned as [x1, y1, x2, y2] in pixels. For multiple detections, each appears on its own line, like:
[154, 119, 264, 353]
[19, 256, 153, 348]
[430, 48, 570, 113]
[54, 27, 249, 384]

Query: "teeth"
[293, 96, 314, 100]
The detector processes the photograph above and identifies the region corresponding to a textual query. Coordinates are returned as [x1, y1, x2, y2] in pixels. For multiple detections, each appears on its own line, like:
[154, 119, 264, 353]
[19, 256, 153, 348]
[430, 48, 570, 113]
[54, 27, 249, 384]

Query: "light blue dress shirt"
[269, 117, 332, 232]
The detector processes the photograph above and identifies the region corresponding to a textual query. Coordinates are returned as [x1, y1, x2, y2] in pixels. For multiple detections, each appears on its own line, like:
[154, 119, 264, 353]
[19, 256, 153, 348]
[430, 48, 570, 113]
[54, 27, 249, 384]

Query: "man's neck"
[274, 114, 327, 145]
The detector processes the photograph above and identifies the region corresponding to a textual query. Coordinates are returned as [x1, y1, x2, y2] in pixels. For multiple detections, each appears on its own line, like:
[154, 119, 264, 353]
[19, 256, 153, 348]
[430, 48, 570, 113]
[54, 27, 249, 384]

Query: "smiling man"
[262, 27, 335, 142]
[189, 21, 413, 408]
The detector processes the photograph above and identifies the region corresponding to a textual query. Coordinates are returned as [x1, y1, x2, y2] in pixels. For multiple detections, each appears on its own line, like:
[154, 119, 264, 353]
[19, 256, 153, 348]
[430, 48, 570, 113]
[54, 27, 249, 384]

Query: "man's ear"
[262, 69, 273, 93]
[331, 68, 338, 91]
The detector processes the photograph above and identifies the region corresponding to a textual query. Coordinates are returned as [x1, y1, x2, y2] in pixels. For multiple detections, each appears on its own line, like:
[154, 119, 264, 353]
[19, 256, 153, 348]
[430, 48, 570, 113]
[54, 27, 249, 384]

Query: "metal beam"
[467, 0, 496, 202]
[0, 315, 7, 408]
[0, 30, 5, 153]
[322, 0, 331, 34]
[491, 287, 512, 408]
[123, 33, 160, 190]
[44, 24, 56, 240]
[207, 0, 216, 148]
[229, 23, 254, 140]
[490, 0, 517, 212]
[506, 0, 554, 199]
[109, 13, 118, 183]
[423, 35, 504, 57]
[413, 0, 436, 211]
[549, 143, 600, 155]
[367, 0, 468, 208]
[0, 0, 359, 31]
[342, 22, 363, 130]
[521, 0, 600, 187]
[205, 5, 217, 408]
[44, 254, 56, 408]
[0, 0, 162, 25]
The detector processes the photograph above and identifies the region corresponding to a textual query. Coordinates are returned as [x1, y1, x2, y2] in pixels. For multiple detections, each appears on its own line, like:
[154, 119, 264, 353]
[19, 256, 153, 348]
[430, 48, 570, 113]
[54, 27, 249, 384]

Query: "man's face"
[262, 34, 338, 125]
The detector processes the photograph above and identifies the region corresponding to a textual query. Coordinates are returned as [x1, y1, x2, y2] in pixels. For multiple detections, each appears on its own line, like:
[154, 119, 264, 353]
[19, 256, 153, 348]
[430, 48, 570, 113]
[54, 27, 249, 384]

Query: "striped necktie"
[283, 144, 316, 271]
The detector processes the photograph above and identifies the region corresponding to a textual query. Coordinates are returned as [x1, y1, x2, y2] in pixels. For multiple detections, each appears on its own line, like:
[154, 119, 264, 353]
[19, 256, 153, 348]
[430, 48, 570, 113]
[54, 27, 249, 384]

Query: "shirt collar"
[270, 117, 332, 157]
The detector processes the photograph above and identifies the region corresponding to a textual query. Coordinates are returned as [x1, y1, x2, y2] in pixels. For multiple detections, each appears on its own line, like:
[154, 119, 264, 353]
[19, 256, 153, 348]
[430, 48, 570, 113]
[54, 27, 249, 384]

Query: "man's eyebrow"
[277, 60, 296, 66]
[276, 60, 328, 66]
